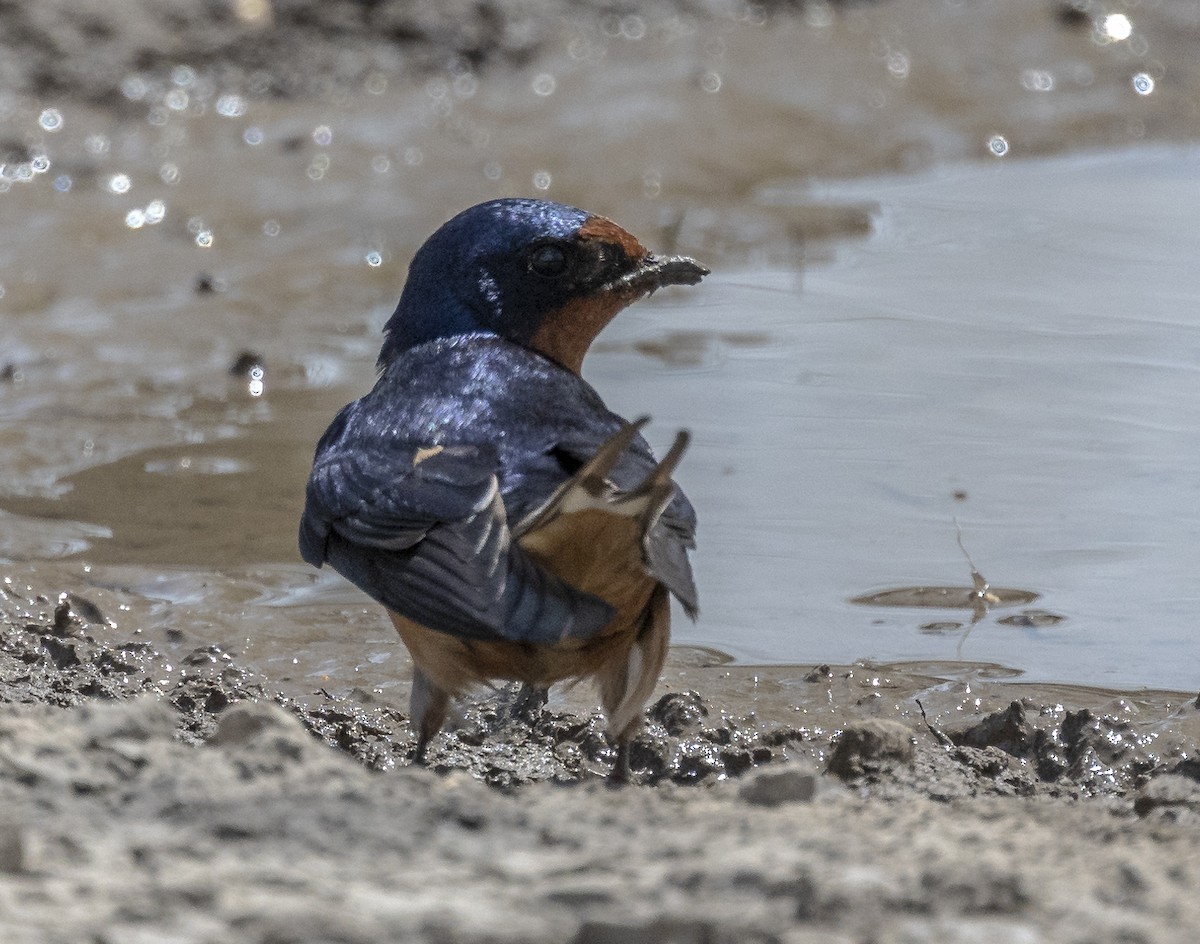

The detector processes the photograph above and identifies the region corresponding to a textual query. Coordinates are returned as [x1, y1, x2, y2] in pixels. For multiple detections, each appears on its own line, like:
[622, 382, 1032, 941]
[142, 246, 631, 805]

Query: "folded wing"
[299, 404, 617, 644]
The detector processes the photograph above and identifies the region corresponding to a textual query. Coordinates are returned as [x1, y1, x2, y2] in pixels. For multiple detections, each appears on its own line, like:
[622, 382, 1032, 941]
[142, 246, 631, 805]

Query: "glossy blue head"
[378, 198, 708, 374]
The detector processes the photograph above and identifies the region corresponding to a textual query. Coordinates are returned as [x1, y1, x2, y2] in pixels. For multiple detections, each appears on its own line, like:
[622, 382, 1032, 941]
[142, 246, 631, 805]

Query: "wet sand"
[3, 0, 1200, 941]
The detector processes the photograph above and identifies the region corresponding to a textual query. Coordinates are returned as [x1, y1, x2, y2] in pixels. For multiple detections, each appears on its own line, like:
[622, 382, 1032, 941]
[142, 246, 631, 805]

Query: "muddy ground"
[3, 574, 1200, 943]
[4, 0, 1200, 942]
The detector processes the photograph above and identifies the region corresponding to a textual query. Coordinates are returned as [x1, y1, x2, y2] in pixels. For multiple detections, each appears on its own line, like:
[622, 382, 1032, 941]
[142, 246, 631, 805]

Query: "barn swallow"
[299, 198, 707, 779]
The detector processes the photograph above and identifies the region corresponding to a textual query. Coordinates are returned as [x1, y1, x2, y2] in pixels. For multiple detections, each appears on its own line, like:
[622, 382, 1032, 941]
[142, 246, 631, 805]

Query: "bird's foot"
[494, 681, 549, 728]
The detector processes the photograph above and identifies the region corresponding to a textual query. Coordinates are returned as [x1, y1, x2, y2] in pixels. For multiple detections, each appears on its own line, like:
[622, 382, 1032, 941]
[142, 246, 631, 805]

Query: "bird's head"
[378, 198, 709, 374]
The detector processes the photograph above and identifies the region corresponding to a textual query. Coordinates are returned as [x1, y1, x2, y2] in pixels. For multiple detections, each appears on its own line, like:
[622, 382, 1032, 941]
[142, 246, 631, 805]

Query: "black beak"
[602, 254, 709, 296]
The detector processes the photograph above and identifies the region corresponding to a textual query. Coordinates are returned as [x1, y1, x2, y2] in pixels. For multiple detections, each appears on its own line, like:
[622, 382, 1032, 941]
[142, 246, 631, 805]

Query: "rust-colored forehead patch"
[578, 215, 647, 260]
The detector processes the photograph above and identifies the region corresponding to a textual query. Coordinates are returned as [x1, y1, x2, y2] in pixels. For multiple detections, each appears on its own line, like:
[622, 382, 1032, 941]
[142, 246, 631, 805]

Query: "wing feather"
[299, 404, 615, 644]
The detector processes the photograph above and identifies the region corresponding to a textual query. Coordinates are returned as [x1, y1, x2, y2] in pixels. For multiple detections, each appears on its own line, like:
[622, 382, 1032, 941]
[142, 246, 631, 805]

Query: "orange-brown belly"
[389, 507, 660, 696]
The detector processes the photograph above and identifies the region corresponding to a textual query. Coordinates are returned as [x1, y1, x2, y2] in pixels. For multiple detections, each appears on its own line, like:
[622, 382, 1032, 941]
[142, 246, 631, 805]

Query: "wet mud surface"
[4, 572, 1200, 943]
[4, 0, 1200, 941]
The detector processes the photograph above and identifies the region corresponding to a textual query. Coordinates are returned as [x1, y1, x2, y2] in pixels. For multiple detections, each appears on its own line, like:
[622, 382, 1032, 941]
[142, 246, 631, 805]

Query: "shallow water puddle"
[674, 146, 1200, 690]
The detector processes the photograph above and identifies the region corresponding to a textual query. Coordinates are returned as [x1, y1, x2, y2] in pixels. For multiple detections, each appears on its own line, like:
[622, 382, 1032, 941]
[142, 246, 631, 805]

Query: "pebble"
[827, 719, 915, 778]
[1133, 773, 1200, 818]
[738, 764, 819, 806]
[208, 701, 294, 747]
[946, 701, 1035, 754]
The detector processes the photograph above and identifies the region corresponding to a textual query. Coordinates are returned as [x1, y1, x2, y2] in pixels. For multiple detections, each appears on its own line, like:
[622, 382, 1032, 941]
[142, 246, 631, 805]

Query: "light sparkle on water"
[216, 94, 247, 118]
[1102, 13, 1132, 41]
[126, 200, 165, 228]
[1021, 69, 1055, 92]
[39, 108, 64, 132]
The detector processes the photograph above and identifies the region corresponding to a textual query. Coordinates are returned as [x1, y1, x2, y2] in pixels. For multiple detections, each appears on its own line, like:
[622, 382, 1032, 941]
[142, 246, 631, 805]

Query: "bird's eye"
[528, 243, 569, 278]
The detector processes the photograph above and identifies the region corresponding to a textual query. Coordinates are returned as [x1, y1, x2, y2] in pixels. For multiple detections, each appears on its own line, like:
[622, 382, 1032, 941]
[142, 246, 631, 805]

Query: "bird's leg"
[600, 679, 644, 786]
[609, 734, 633, 785]
[409, 667, 450, 764]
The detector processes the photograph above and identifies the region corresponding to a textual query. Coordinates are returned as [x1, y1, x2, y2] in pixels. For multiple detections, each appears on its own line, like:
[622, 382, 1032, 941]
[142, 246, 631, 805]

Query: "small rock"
[51, 599, 75, 634]
[1133, 773, 1200, 817]
[946, 701, 1035, 756]
[826, 719, 915, 778]
[672, 735, 725, 784]
[208, 701, 291, 747]
[40, 635, 80, 668]
[648, 691, 708, 735]
[738, 764, 818, 806]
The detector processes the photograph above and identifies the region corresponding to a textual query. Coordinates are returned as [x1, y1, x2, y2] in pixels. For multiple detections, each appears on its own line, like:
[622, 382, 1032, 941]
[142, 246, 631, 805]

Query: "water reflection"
[851, 586, 1040, 610]
[592, 330, 771, 368]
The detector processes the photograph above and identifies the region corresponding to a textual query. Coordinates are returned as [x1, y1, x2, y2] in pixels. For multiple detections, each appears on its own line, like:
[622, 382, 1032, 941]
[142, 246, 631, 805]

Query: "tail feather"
[601, 584, 671, 740]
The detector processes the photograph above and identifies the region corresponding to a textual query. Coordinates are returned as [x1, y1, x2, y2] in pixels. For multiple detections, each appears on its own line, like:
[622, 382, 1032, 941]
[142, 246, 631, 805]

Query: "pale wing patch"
[553, 481, 658, 520]
[413, 445, 444, 466]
